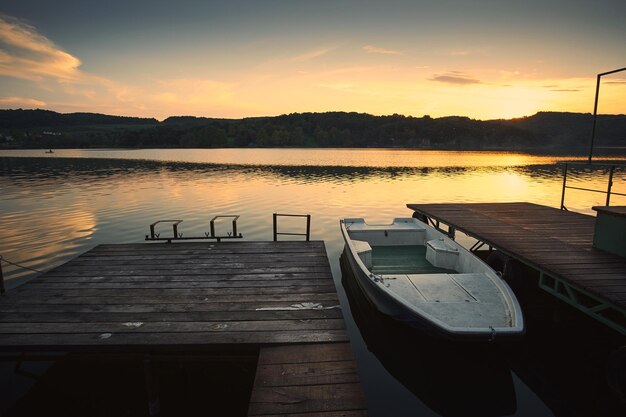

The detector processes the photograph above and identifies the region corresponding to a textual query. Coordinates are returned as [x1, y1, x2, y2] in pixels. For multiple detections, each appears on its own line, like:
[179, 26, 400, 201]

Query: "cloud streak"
[362, 44, 402, 55]
[0, 14, 147, 113]
[0, 15, 82, 82]
[290, 47, 331, 62]
[449, 49, 487, 57]
[430, 72, 481, 85]
[0, 96, 46, 107]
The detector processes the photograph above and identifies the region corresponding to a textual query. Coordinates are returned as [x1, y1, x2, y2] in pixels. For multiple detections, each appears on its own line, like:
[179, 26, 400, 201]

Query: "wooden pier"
[407, 202, 626, 334]
[0, 241, 367, 416]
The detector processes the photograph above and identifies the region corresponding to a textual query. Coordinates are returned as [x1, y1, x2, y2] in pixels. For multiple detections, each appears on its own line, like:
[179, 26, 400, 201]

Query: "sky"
[0, 0, 624, 120]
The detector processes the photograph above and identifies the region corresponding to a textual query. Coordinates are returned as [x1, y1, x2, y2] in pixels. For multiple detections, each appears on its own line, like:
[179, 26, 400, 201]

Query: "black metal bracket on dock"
[145, 216, 243, 243]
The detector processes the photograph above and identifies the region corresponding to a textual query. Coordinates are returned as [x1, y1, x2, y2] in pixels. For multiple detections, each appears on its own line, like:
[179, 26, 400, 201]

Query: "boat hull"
[340, 218, 524, 342]
[343, 245, 485, 340]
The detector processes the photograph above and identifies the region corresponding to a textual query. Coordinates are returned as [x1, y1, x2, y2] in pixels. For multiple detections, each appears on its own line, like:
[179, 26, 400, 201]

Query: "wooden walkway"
[0, 241, 367, 416]
[407, 203, 626, 332]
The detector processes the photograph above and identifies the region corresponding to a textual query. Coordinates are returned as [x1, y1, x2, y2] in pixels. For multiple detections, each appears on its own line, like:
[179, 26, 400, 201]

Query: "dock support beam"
[539, 272, 626, 335]
[0, 259, 5, 295]
[144, 356, 160, 416]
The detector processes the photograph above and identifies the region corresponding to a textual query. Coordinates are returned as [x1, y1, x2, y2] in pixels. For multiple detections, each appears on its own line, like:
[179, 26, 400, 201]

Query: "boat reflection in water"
[340, 251, 517, 417]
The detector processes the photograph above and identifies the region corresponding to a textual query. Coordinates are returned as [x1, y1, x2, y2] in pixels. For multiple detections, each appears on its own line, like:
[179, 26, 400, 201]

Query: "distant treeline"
[0, 109, 624, 152]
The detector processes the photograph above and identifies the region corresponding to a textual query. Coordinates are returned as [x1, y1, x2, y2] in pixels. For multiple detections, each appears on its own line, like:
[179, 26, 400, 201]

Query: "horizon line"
[3, 107, 625, 124]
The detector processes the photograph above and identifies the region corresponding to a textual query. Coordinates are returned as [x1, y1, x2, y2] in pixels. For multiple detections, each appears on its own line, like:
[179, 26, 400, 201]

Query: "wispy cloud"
[606, 79, 626, 85]
[449, 48, 487, 57]
[430, 72, 481, 85]
[542, 83, 584, 92]
[0, 14, 145, 111]
[362, 44, 402, 55]
[290, 47, 331, 62]
[0, 96, 46, 107]
[0, 14, 82, 82]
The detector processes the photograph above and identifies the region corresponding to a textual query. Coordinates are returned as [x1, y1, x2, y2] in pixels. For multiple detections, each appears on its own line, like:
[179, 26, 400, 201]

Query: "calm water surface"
[1, 148, 625, 416]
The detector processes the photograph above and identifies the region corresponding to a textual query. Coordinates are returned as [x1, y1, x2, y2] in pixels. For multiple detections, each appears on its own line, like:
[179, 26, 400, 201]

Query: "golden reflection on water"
[0, 151, 624, 286]
[0, 208, 96, 280]
[0, 148, 590, 167]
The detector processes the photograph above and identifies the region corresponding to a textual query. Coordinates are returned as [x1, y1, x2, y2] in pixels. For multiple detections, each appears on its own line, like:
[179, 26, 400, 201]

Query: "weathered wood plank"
[0, 309, 344, 323]
[0, 330, 349, 349]
[32, 272, 330, 282]
[0, 301, 342, 314]
[247, 383, 366, 415]
[249, 343, 367, 416]
[21, 279, 333, 289]
[258, 343, 356, 365]
[254, 361, 359, 387]
[65, 260, 329, 269]
[1, 293, 340, 305]
[10, 285, 338, 297]
[0, 319, 346, 334]
[46, 266, 330, 276]
[70, 254, 328, 263]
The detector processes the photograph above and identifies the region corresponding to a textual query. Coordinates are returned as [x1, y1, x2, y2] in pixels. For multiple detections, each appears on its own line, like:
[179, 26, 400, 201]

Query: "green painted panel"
[593, 211, 626, 258]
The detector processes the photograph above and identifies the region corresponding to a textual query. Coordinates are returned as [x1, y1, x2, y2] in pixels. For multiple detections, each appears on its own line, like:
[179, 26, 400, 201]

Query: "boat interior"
[343, 218, 517, 330]
[344, 218, 462, 274]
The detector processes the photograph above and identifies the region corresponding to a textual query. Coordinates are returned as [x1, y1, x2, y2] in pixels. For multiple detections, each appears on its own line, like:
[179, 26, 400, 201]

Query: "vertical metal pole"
[588, 74, 601, 163]
[588, 68, 626, 162]
[143, 357, 160, 416]
[560, 163, 568, 210]
[306, 214, 311, 241]
[150, 224, 156, 239]
[606, 165, 615, 206]
[448, 227, 456, 240]
[232, 219, 238, 237]
[172, 223, 178, 239]
[210, 219, 216, 238]
[0, 260, 5, 295]
[273, 213, 278, 241]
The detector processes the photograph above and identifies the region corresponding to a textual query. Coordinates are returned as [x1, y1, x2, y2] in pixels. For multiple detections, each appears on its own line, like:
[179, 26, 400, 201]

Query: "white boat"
[340, 217, 524, 341]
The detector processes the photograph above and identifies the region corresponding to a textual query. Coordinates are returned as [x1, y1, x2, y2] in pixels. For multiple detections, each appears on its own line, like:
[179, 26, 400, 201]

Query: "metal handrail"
[273, 213, 311, 241]
[560, 161, 625, 210]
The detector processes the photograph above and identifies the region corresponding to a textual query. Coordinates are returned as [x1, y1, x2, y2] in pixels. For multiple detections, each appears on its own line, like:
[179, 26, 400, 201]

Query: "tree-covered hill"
[0, 109, 158, 129]
[0, 109, 624, 152]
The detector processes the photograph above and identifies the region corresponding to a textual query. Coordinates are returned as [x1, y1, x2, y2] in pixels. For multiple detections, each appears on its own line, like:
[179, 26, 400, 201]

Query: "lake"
[1, 148, 625, 416]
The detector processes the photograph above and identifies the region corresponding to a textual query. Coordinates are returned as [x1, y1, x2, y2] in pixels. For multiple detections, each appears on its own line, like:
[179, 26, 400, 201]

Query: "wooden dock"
[0, 241, 367, 416]
[407, 202, 626, 334]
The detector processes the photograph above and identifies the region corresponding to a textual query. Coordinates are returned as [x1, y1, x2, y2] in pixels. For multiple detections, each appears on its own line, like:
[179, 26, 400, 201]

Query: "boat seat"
[352, 240, 372, 269]
[345, 218, 426, 246]
[426, 238, 459, 270]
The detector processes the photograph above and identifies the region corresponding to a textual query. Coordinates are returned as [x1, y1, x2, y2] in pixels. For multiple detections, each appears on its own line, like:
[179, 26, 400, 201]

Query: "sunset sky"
[0, 0, 624, 120]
